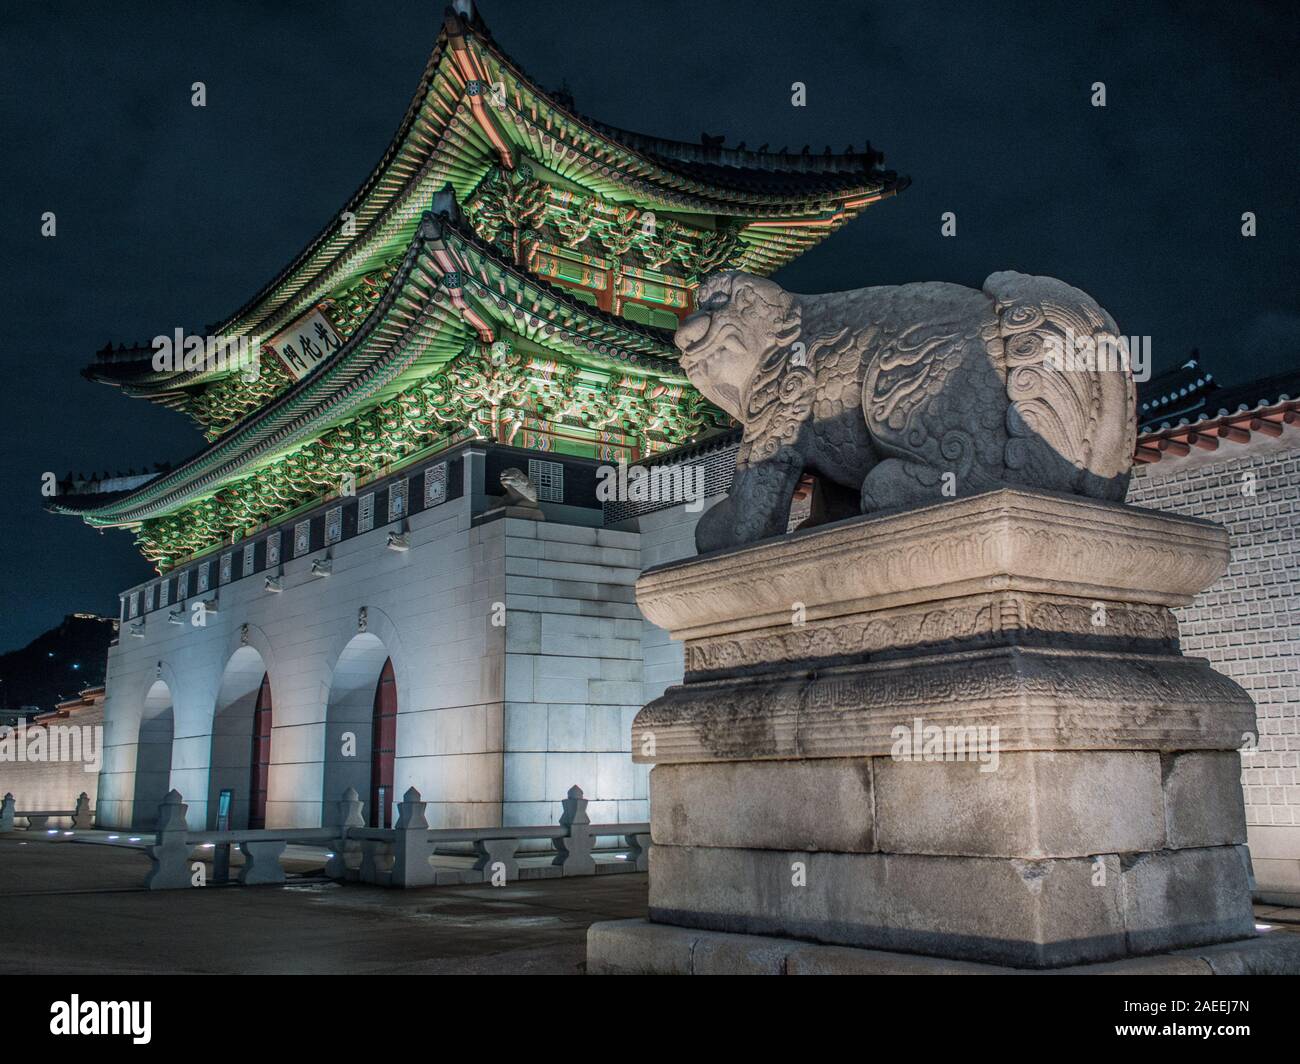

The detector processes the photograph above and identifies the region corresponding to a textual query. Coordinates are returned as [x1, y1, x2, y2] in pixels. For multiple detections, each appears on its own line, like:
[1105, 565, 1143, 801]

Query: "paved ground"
[0, 836, 648, 974]
[4, 835, 1298, 974]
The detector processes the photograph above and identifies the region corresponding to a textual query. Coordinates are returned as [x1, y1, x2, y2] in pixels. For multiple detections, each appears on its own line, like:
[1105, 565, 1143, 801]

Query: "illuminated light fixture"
[386, 531, 410, 552]
[265, 575, 283, 593]
[128, 621, 146, 638]
[167, 607, 185, 625]
[200, 597, 219, 615]
[107, 835, 120, 840]
[311, 558, 333, 578]
[128, 836, 142, 842]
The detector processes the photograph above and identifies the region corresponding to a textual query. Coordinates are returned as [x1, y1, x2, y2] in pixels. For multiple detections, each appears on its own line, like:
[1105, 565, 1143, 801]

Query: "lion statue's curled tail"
[675, 270, 1137, 553]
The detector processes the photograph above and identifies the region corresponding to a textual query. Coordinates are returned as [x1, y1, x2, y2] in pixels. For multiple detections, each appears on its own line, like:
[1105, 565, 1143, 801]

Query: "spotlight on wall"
[128, 621, 146, 638]
[386, 531, 410, 552]
[311, 558, 333, 578]
[167, 607, 185, 625]
[264, 576, 283, 593]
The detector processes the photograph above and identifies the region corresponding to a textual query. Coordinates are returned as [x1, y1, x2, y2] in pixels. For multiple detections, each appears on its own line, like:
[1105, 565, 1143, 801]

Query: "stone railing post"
[238, 839, 287, 886]
[624, 831, 651, 873]
[325, 787, 365, 881]
[145, 790, 193, 890]
[359, 839, 395, 885]
[72, 792, 93, 830]
[473, 838, 519, 884]
[391, 787, 435, 888]
[554, 785, 594, 876]
[0, 793, 14, 833]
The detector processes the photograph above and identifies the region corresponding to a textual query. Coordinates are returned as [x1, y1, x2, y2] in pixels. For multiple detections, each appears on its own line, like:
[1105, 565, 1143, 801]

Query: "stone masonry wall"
[1128, 440, 1300, 902]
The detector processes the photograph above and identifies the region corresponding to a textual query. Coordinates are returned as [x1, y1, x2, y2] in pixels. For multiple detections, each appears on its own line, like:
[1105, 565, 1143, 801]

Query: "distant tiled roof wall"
[1127, 447, 1300, 830]
[601, 441, 739, 524]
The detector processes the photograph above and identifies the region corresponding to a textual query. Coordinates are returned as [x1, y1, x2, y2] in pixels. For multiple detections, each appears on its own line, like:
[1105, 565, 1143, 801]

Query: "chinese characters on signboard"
[265, 308, 343, 381]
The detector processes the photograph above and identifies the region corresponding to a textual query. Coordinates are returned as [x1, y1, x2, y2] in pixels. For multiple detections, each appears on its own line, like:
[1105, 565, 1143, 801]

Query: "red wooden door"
[370, 658, 397, 828]
[248, 673, 273, 829]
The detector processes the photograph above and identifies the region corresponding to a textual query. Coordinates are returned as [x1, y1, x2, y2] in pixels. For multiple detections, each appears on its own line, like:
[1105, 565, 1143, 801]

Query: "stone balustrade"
[0, 792, 94, 832]
[139, 784, 649, 890]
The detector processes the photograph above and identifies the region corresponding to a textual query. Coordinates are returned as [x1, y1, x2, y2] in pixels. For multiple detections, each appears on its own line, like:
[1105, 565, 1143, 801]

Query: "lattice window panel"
[424, 462, 448, 508]
[220, 553, 233, 585]
[144, 585, 155, 612]
[358, 492, 375, 534]
[388, 480, 408, 523]
[128, 592, 139, 619]
[159, 580, 170, 608]
[528, 459, 564, 503]
[294, 520, 311, 557]
[266, 531, 281, 567]
[197, 563, 210, 593]
[242, 542, 256, 577]
[325, 506, 343, 545]
[176, 571, 189, 600]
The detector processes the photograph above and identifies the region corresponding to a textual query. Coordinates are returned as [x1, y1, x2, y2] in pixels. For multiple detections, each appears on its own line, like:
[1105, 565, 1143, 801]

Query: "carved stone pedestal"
[588, 489, 1300, 973]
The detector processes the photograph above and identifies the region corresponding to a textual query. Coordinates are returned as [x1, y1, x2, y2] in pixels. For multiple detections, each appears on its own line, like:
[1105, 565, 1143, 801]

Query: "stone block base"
[587, 919, 1300, 975]
[620, 492, 1264, 972]
[647, 840, 1254, 968]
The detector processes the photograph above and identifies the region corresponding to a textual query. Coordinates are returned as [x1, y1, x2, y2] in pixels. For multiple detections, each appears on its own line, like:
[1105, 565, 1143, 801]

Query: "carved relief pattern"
[684, 594, 1178, 675]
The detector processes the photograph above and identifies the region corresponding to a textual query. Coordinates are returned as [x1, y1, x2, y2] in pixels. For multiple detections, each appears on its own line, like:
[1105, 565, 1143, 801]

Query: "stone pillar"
[588, 490, 1300, 974]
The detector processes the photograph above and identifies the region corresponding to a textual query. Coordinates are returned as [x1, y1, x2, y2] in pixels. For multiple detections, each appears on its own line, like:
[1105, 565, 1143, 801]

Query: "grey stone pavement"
[0, 836, 647, 974]
[3, 834, 1298, 974]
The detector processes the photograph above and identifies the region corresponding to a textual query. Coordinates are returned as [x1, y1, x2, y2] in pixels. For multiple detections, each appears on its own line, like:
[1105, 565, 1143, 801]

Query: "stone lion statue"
[676, 270, 1136, 552]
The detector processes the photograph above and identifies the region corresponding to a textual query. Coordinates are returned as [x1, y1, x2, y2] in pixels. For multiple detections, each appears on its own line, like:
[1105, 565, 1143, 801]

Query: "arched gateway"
[323, 633, 397, 828]
[208, 646, 273, 830]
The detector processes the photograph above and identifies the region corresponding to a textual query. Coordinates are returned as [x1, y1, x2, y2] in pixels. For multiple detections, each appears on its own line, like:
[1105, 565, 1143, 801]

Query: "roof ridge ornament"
[430, 183, 464, 228]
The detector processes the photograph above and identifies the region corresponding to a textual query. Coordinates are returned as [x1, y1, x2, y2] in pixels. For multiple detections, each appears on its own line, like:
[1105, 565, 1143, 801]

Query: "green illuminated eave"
[54, 205, 692, 528]
[86, 5, 902, 400]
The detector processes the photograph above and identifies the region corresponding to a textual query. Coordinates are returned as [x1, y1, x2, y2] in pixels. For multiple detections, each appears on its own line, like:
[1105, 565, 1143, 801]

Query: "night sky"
[1, 0, 1296, 651]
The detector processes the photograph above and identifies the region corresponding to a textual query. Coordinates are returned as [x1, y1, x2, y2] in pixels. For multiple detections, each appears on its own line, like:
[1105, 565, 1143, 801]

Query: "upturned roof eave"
[86, 5, 903, 396]
[59, 205, 692, 526]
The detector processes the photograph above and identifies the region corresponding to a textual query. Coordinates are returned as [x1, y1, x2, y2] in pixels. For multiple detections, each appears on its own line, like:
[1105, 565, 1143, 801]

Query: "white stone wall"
[501, 520, 647, 827]
[95, 472, 652, 833]
[1128, 440, 1300, 902]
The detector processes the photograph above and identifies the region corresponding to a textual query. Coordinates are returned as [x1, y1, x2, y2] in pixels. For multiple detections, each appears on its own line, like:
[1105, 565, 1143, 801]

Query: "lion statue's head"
[674, 272, 802, 419]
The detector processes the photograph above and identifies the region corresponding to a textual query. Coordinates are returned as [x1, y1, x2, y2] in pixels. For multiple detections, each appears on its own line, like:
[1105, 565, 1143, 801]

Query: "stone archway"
[207, 645, 272, 830]
[322, 633, 396, 827]
[131, 679, 174, 829]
